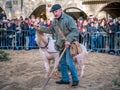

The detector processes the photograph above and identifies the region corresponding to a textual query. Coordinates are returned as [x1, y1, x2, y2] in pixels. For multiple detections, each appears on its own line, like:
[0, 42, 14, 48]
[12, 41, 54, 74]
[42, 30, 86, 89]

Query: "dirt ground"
[0, 49, 120, 90]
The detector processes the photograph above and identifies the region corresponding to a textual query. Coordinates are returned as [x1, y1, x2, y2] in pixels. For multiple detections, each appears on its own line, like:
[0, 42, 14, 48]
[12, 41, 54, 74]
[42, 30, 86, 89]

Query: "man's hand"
[65, 41, 71, 48]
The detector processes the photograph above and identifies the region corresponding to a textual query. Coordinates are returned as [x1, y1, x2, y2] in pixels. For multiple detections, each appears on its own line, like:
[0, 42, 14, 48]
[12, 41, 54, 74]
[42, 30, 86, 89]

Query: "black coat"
[106, 24, 117, 34]
[115, 22, 120, 32]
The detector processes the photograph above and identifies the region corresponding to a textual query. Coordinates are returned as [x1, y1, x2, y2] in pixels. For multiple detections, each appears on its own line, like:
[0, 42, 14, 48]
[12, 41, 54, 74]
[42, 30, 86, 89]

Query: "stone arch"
[30, 4, 46, 19]
[99, 1, 120, 18]
[0, 1, 8, 19]
[64, 7, 87, 20]
[23, 0, 46, 18]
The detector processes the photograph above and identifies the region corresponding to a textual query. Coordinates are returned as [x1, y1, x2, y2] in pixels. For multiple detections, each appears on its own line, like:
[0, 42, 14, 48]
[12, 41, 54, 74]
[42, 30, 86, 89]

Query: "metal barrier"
[80, 32, 120, 54]
[0, 29, 120, 55]
[0, 29, 38, 50]
[0, 29, 15, 49]
[114, 32, 120, 54]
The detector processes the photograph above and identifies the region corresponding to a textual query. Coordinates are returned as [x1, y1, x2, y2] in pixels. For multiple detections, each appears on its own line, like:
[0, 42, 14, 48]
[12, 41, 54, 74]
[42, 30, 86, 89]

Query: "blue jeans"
[91, 36, 97, 50]
[29, 36, 36, 49]
[16, 33, 22, 50]
[59, 48, 79, 82]
[25, 36, 29, 50]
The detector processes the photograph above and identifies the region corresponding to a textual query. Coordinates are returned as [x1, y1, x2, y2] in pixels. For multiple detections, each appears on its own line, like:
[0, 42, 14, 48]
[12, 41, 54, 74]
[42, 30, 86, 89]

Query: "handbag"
[70, 41, 82, 56]
[56, 22, 81, 56]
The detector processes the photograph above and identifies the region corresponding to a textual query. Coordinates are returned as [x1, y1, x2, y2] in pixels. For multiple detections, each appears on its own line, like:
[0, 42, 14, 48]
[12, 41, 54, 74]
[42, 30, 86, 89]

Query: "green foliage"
[100, 87, 104, 90]
[112, 78, 119, 86]
[112, 76, 120, 88]
[0, 50, 10, 62]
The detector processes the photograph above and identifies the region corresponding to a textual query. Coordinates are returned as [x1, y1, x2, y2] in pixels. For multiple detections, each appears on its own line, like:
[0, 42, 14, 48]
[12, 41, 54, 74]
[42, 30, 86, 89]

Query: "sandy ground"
[0, 49, 120, 90]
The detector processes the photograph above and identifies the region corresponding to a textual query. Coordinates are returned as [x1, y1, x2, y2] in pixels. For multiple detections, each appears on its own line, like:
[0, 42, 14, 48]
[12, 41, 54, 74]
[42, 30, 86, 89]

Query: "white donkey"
[35, 31, 88, 78]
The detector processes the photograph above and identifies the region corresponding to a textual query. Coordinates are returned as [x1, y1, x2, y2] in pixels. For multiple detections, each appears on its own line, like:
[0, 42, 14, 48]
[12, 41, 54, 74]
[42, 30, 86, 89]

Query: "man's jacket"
[39, 12, 79, 50]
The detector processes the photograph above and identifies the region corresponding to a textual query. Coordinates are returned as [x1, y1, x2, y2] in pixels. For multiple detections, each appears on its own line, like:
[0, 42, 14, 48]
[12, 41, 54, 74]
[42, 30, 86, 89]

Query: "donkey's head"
[35, 31, 48, 47]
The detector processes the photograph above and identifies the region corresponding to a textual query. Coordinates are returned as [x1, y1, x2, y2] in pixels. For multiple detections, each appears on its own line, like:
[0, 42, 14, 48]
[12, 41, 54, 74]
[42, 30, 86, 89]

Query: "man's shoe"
[56, 80, 70, 85]
[71, 81, 79, 87]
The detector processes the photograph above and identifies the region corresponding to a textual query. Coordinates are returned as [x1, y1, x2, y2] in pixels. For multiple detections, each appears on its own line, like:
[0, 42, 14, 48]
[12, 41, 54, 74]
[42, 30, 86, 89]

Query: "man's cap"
[50, 4, 61, 12]
[25, 18, 29, 20]
[79, 17, 83, 20]
[109, 20, 113, 23]
[82, 26, 87, 29]
[94, 18, 98, 21]
[90, 21, 94, 24]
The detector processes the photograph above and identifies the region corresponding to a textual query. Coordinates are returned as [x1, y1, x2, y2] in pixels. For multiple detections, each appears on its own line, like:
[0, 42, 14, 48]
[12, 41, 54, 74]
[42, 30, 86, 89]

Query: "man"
[107, 20, 116, 54]
[0, 10, 7, 20]
[36, 4, 79, 87]
[88, 22, 97, 51]
[20, 18, 30, 50]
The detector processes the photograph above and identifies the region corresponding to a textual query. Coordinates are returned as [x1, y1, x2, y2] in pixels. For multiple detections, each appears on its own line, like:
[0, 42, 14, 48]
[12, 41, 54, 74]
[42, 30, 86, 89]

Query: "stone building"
[0, 0, 120, 20]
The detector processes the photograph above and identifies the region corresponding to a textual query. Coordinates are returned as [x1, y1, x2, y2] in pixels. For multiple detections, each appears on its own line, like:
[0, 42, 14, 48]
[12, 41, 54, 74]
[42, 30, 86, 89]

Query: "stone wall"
[0, 0, 118, 19]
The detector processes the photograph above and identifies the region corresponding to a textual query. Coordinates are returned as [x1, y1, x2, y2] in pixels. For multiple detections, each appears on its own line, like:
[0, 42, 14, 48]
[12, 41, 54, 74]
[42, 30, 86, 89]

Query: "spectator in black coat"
[87, 22, 98, 51]
[20, 18, 30, 50]
[116, 18, 120, 32]
[106, 20, 117, 54]
[97, 20, 107, 52]
[0, 11, 7, 20]
[6, 22, 14, 49]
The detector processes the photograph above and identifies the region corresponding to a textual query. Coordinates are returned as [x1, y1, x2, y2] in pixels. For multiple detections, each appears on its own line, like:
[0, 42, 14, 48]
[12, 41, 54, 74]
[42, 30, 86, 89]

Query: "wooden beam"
[82, 1, 108, 4]
[103, 8, 120, 10]
[82, 0, 120, 5]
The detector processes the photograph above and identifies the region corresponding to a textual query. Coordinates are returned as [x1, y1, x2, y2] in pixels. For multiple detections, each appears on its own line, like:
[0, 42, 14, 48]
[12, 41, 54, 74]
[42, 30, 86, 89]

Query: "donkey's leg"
[75, 58, 81, 76]
[44, 58, 50, 78]
[76, 58, 85, 78]
[79, 59, 85, 78]
[39, 49, 50, 78]
[53, 53, 60, 78]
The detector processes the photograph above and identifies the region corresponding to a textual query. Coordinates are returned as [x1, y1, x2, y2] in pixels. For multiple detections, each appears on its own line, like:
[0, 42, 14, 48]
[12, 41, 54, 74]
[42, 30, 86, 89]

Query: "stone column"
[45, 0, 55, 20]
[12, 0, 21, 19]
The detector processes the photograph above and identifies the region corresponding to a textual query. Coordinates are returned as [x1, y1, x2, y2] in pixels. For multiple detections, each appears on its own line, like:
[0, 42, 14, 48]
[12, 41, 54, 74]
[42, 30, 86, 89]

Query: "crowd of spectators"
[76, 16, 120, 54]
[0, 11, 52, 50]
[0, 10, 120, 55]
